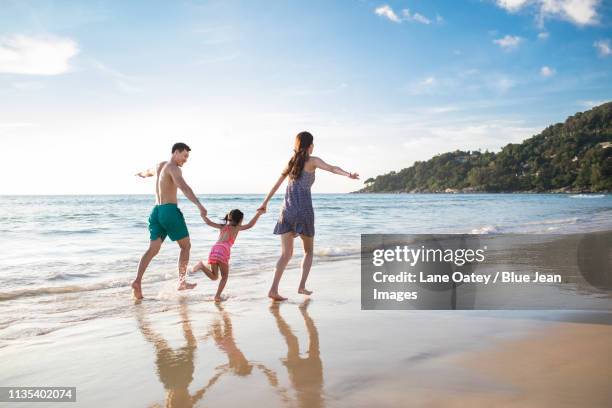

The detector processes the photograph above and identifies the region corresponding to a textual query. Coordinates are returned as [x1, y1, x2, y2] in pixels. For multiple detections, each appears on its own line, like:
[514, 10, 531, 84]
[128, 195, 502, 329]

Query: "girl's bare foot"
[193, 261, 216, 280]
[191, 261, 203, 273]
[268, 291, 288, 301]
[178, 281, 197, 291]
[202, 264, 216, 281]
[298, 288, 313, 295]
[132, 281, 143, 299]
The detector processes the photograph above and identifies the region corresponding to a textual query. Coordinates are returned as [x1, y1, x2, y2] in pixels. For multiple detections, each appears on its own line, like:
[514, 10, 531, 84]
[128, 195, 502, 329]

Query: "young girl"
[192, 209, 263, 302]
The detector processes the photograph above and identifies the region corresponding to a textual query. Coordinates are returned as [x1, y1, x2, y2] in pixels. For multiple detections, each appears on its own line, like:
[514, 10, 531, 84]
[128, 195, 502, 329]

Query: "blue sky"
[0, 0, 611, 194]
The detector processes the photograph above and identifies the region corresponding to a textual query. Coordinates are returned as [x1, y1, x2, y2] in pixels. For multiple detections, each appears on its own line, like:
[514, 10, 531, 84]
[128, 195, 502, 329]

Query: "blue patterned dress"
[273, 170, 315, 237]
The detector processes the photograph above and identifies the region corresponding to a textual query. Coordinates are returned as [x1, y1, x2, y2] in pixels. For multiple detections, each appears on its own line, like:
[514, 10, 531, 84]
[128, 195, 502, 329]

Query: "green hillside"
[358, 102, 612, 193]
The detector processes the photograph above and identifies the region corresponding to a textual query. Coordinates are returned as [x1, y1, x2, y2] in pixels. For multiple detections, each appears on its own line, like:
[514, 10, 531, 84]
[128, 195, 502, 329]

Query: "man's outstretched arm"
[135, 167, 156, 178]
[169, 167, 207, 216]
[135, 161, 166, 178]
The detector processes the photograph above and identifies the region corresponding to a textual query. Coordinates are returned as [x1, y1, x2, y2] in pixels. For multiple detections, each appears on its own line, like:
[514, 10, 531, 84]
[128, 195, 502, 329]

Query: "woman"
[258, 131, 359, 301]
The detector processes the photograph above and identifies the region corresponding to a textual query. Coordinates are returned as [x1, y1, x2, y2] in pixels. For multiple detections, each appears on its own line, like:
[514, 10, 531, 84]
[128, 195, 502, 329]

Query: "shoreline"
[352, 190, 611, 194]
[1, 253, 611, 407]
[2, 228, 611, 307]
[1, 191, 611, 197]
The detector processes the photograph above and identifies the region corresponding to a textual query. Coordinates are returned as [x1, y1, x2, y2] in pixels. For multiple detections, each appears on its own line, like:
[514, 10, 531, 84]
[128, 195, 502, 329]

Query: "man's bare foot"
[268, 291, 288, 301]
[214, 295, 224, 303]
[298, 288, 313, 296]
[132, 281, 143, 299]
[178, 281, 197, 291]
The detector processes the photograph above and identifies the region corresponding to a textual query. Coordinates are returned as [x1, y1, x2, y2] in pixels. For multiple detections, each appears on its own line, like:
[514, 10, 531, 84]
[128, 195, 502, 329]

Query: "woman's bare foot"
[178, 281, 197, 291]
[268, 291, 288, 301]
[132, 281, 143, 299]
[298, 288, 313, 296]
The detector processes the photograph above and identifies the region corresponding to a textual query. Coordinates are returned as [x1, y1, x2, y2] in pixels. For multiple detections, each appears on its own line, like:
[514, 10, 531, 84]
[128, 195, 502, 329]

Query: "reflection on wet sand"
[135, 300, 207, 408]
[205, 303, 291, 405]
[271, 299, 324, 408]
[136, 299, 324, 408]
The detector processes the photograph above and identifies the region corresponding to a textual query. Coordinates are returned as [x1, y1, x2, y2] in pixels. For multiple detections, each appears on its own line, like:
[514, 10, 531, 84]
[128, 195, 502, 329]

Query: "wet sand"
[1, 246, 611, 407]
[437, 322, 612, 408]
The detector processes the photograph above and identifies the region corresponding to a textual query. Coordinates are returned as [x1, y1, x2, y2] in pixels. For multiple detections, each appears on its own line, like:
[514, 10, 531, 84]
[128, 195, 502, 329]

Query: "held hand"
[257, 204, 267, 213]
[348, 172, 360, 180]
[256, 208, 266, 215]
[199, 206, 208, 218]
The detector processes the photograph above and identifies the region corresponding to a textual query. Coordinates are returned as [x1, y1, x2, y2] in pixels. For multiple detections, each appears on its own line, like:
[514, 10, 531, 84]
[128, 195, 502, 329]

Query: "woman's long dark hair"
[283, 131, 313, 180]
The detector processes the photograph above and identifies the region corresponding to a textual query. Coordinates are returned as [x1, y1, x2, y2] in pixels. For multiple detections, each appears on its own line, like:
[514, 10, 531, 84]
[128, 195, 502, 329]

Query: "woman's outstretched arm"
[311, 156, 359, 179]
[258, 173, 287, 212]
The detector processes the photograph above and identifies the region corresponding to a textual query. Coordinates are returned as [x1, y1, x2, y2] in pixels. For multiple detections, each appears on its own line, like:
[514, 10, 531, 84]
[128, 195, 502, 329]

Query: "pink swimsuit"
[207, 225, 237, 265]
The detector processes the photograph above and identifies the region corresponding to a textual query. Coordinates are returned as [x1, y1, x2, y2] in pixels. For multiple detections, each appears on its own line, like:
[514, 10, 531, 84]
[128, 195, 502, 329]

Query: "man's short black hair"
[172, 142, 191, 153]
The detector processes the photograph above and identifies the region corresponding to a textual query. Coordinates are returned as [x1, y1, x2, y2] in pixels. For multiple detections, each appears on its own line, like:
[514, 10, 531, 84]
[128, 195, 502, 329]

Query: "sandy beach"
[440, 322, 612, 408]
[2, 0, 612, 405]
[2, 237, 611, 408]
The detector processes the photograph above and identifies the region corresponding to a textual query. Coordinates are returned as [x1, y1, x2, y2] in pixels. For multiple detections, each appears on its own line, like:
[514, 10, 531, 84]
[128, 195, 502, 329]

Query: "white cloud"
[423, 76, 436, 85]
[496, 0, 530, 11]
[404, 71, 522, 96]
[492, 77, 516, 93]
[538, 31, 550, 39]
[90, 60, 142, 93]
[540, 65, 555, 76]
[407, 10, 432, 24]
[375, 5, 401, 23]
[540, 0, 600, 25]
[12, 81, 45, 91]
[404, 75, 440, 95]
[494, 0, 600, 26]
[0, 35, 78, 75]
[493, 35, 523, 50]
[579, 99, 608, 108]
[413, 13, 431, 24]
[401, 119, 542, 159]
[593, 39, 611, 57]
[375, 5, 439, 25]
[423, 105, 461, 114]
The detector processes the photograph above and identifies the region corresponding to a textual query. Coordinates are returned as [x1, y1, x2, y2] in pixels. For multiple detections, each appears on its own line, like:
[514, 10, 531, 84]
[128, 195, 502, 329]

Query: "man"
[131, 142, 207, 299]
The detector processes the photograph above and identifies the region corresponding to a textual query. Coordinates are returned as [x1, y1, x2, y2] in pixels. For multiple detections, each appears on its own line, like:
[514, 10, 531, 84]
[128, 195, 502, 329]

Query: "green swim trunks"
[148, 203, 189, 241]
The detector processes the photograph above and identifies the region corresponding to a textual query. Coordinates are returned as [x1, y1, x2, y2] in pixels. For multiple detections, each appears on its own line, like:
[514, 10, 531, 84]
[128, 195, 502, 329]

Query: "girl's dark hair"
[223, 209, 244, 226]
[283, 131, 313, 180]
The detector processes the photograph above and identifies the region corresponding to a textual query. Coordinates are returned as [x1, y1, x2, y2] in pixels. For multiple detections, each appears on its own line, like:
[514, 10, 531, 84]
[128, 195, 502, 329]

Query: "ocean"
[0, 193, 611, 343]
